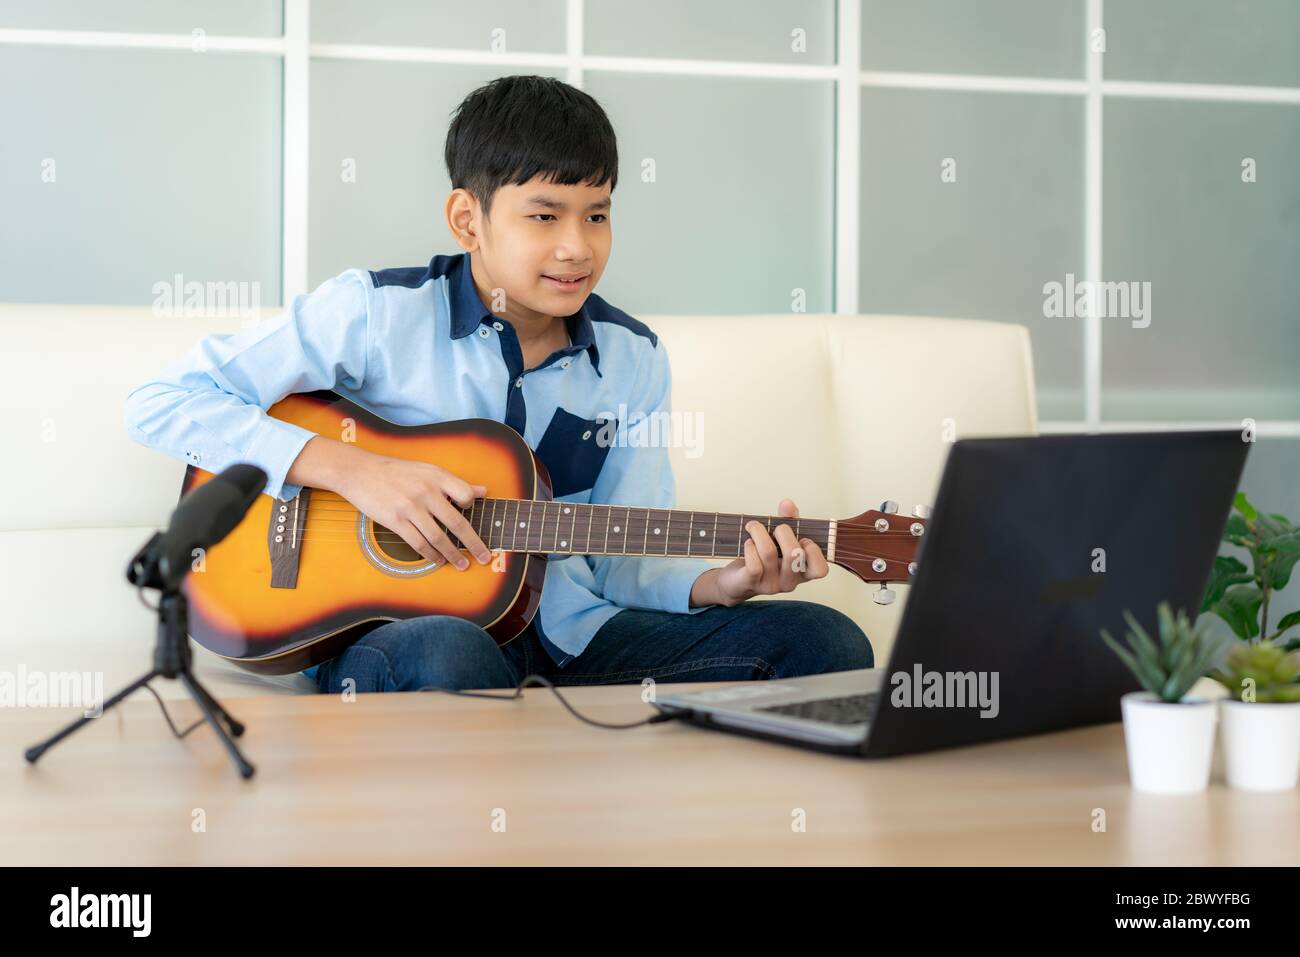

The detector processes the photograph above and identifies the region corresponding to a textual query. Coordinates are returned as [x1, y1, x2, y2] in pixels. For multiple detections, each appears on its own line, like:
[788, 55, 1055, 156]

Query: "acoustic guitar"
[178, 390, 928, 674]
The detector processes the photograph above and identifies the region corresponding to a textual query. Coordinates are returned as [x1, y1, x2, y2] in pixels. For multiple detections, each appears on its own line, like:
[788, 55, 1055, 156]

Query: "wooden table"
[4, 683, 1297, 865]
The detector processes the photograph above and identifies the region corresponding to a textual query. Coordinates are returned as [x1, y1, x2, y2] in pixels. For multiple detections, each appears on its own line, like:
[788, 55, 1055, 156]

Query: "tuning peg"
[912, 504, 931, 519]
[880, 500, 899, 514]
[872, 585, 896, 606]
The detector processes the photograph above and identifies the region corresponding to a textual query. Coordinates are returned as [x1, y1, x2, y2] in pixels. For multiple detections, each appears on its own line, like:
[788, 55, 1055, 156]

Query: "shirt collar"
[449, 252, 601, 375]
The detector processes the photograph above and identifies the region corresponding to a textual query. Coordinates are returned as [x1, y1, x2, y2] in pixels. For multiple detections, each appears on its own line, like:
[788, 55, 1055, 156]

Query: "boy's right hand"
[336, 450, 493, 570]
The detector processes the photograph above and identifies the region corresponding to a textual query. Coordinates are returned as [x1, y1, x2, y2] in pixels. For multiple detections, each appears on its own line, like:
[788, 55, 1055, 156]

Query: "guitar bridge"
[268, 488, 311, 588]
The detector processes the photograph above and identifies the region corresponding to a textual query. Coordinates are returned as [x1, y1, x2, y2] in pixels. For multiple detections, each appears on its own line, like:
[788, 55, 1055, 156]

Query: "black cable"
[417, 674, 686, 730]
[139, 682, 208, 739]
[131, 582, 217, 739]
[138, 575, 679, 732]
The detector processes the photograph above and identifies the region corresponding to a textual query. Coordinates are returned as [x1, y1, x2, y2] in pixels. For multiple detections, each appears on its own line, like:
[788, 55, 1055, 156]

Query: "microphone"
[128, 463, 268, 591]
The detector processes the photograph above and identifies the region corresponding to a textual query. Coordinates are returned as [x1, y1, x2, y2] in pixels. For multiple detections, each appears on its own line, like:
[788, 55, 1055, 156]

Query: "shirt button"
[561, 358, 571, 368]
[477, 326, 489, 338]
[515, 377, 524, 388]
[582, 430, 592, 440]
[492, 321, 504, 332]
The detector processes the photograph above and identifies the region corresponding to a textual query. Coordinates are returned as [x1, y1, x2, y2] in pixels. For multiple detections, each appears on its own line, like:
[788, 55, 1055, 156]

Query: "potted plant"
[1101, 602, 1232, 794]
[1201, 492, 1300, 651]
[1210, 640, 1300, 790]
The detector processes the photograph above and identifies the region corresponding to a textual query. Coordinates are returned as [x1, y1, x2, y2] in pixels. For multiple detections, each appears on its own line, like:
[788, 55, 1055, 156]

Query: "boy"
[124, 75, 872, 693]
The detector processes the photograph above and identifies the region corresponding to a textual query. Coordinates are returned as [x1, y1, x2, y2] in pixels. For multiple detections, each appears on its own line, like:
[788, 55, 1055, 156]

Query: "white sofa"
[0, 305, 1036, 700]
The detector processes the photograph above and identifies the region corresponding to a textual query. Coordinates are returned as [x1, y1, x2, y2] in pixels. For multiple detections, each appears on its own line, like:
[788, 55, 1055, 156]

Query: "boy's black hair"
[444, 75, 618, 218]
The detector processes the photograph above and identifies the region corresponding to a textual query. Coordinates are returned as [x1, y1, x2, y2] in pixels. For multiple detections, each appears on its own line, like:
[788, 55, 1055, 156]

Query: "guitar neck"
[453, 498, 836, 561]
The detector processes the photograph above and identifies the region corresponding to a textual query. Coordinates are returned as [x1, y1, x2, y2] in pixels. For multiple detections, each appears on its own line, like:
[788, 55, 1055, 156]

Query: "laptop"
[654, 431, 1250, 757]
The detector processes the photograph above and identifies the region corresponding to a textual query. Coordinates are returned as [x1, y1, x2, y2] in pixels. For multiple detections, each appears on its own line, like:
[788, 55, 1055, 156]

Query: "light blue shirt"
[123, 252, 717, 677]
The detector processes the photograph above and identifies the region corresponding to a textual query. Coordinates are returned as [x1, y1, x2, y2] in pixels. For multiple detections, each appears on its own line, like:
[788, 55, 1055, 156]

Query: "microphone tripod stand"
[25, 531, 256, 779]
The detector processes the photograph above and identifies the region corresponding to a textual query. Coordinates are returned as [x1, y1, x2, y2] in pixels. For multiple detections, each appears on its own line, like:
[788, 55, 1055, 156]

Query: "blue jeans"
[312, 600, 873, 693]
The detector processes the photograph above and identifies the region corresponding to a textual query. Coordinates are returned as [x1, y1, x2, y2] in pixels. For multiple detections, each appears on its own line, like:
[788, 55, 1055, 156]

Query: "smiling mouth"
[543, 274, 588, 288]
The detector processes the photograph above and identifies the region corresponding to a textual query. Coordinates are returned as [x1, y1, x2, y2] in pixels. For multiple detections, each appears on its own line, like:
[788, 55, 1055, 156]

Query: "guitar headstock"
[830, 501, 930, 605]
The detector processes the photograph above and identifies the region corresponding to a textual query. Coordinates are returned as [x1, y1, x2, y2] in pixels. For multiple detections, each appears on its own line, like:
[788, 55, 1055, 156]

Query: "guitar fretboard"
[450, 498, 834, 559]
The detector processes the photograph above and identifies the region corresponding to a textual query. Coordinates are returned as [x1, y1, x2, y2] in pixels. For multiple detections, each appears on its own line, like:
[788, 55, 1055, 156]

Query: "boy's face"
[449, 175, 612, 325]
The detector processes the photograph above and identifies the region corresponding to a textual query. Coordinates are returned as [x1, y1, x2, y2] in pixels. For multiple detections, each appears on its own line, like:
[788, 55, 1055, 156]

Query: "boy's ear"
[445, 187, 481, 251]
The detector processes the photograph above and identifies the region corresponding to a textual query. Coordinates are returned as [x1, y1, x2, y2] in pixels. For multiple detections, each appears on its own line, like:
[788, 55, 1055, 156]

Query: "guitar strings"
[266, 527, 914, 564]
[273, 516, 913, 550]
[275, 531, 912, 559]
[283, 504, 921, 535]
[263, 492, 921, 563]
[286, 520, 920, 545]
[290, 532, 918, 557]
[287, 517, 918, 541]
[299, 491, 929, 533]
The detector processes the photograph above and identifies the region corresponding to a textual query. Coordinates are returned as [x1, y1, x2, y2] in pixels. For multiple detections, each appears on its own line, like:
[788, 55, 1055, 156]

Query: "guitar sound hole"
[372, 522, 425, 562]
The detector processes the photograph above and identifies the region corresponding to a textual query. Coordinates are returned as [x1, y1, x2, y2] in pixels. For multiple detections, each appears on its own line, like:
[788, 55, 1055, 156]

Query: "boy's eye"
[530, 214, 556, 222]
[588, 214, 607, 224]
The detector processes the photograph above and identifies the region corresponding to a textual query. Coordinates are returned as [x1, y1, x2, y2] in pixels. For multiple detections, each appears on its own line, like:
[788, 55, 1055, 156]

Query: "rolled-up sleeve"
[586, 337, 718, 615]
[123, 269, 372, 501]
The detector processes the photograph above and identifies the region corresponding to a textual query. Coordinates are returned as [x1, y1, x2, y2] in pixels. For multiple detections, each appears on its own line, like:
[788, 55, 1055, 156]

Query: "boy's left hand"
[711, 498, 830, 607]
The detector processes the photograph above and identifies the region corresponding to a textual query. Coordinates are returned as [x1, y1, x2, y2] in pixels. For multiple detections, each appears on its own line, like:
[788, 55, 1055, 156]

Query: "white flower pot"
[1120, 692, 1217, 794]
[1218, 698, 1300, 791]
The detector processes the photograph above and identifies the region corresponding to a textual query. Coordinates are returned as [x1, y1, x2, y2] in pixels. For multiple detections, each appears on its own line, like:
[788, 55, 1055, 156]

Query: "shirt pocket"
[534, 406, 618, 498]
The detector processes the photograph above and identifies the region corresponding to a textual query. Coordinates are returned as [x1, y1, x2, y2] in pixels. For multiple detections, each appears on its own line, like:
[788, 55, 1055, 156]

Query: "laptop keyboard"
[755, 691, 879, 725]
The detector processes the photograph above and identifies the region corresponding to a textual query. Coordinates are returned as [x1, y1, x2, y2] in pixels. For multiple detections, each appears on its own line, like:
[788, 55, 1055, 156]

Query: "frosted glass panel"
[309, 61, 565, 288]
[860, 0, 1085, 78]
[582, 73, 833, 315]
[311, 0, 566, 51]
[0, 47, 282, 306]
[858, 89, 1085, 421]
[1105, 0, 1300, 88]
[1101, 99, 1300, 421]
[0, 0, 281, 34]
[586, 0, 835, 65]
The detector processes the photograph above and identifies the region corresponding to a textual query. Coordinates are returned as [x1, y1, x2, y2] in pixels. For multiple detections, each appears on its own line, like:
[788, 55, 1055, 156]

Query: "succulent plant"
[1210, 639, 1300, 703]
[1101, 601, 1232, 703]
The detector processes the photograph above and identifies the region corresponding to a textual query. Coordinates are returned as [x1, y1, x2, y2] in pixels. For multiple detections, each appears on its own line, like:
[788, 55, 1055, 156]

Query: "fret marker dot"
[560, 540, 567, 547]
[495, 520, 501, 526]
[654, 528, 661, 534]
[699, 530, 707, 536]
[563, 507, 570, 514]
[613, 525, 620, 533]
[519, 522, 526, 527]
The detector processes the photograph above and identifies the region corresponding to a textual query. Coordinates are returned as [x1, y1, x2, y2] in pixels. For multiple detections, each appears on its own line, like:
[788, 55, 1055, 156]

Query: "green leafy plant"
[1201, 492, 1300, 649]
[1210, 639, 1300, 703]
[1101, 601, 1232, 703]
